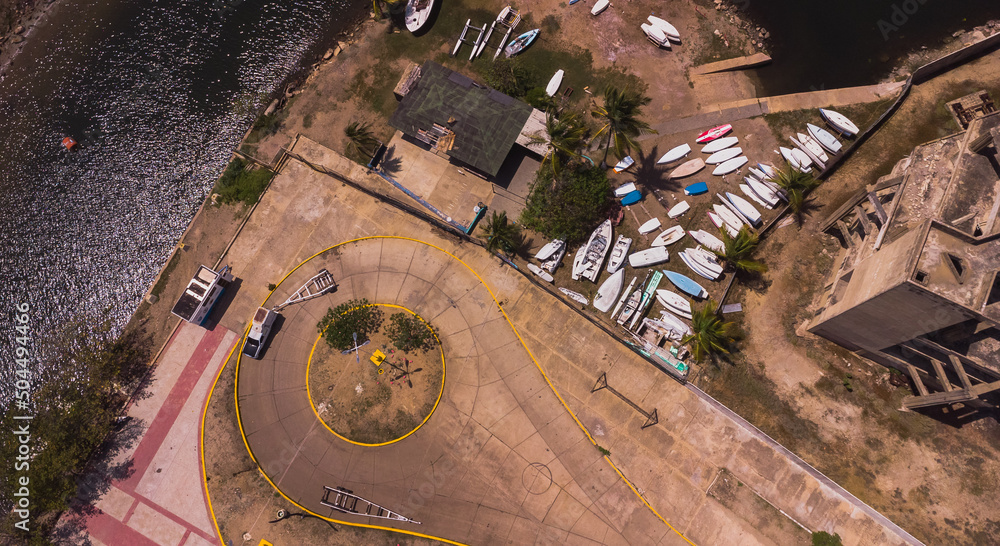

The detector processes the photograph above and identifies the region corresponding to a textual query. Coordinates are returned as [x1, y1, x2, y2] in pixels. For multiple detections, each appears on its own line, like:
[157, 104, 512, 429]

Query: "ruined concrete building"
[810, 110, 1000, 414]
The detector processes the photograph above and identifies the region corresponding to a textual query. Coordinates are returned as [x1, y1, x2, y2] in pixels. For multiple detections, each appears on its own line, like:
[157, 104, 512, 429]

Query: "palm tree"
[532, 111, 587, 182]
[481, 211, 523, 257]
[773, 165, 820, 222]
[344, 121, 379, 160]
[714, 226, 767, 273]
[682, 300, 735, 360]
[590, 85, 657, 167]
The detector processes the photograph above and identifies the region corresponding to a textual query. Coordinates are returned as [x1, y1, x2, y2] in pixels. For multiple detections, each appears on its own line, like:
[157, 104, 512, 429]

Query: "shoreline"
[0, 0, 57, 82]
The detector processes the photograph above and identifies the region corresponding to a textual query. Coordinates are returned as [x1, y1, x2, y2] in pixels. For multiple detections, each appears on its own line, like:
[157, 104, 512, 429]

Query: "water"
[743, 0, 1000, 95]
[0, 0, 365, 402]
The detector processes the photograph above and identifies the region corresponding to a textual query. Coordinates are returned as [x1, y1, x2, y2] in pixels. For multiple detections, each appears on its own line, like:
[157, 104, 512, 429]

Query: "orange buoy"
[62, 137, 77, 150]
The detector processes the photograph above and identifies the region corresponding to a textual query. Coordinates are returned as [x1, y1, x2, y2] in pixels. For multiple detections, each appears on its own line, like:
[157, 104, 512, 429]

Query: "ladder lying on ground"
[272, 269, 337, 312]
[320, 486, 421, 525]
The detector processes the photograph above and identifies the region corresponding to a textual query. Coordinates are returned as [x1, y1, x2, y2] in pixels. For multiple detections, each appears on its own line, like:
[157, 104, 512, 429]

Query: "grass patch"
[212, 156, 273, 207]
[149, 249, 183, 298]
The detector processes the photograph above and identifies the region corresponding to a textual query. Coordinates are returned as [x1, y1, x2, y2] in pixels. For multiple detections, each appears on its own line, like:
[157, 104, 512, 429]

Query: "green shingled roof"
[389, 61, 533, 177]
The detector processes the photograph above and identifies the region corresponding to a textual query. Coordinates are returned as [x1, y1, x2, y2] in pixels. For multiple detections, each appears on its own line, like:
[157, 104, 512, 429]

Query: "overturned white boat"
[404, 0, 437, 33]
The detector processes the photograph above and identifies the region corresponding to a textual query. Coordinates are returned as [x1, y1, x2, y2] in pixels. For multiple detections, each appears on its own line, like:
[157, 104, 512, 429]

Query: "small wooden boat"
[651, 225, 685, 247]
[797, 132, 829, 163]
[708, 210, 739, 237]
[695, 124, 732, 144]
[535, 238, 564, 260]
[807, 123, 843, 153]
[505, 29, 539, 57]
[404, 0, 437, 33]
[667, 201, 690, 219]
[740, 183, 773, 210]
[657, 143, 691, 164]
[616, 289, 642, 325]
[713, 204, 745, 232]
[545, 69, 564, 97]
[664, 270, 707, 299]
[701, 136, 738, 154]
[620, 190, 642, 206]
[646, 15, 680, 41]
[559, 287, 589, 305]
[638, 217, 661, 234]
[641, 24, 671, 48]
[705, 147, 743, 165]
[689, 229, 724, 252]
[611, 275, 638, 319]
[684, 181, 708, 196]
[613, 155, 635, 173]
[726, 192, 762, 226]
[614, 182, 637, 197]
[571, 245, 588, 280]
[527, 263, 554, 282]
[62, 136, 78, 150]
[606, 235, 632, 273]
[712, 156, 748, 175]
[591, 0, 610, 15]
[593, 269, 625, 312]
[819, 108, 859, 137]
[669, 158, 705, 178]
[655, 289, 692, 318]
[628, 247, 669, 268]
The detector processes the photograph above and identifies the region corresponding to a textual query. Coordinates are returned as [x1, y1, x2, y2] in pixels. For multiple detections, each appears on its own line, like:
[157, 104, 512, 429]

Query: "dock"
[690, 53, 772, 75]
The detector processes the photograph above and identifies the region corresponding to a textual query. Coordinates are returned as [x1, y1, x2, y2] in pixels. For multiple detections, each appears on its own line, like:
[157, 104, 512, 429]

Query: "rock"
[13, 25, 24, 34]
[11, 35, 23, 44]
[714, 29, 722, 36]
[263, 99, 278, 116]
[323, 48, 334, 60]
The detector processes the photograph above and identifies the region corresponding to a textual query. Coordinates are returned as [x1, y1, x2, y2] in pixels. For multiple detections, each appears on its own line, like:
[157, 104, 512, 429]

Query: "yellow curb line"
[305, 303, 446, 447]
[206, 236, 693, 545]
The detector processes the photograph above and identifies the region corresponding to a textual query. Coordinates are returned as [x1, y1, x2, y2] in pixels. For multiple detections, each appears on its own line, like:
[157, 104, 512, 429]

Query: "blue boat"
[684, 182, 707, 196]
[620, 190, 641, 206]
[663, 270, 707, 299]
[504, 29, 539, 57]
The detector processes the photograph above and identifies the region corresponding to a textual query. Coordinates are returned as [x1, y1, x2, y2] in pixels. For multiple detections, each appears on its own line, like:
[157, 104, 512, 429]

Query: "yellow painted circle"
[305, 303, 445, 447]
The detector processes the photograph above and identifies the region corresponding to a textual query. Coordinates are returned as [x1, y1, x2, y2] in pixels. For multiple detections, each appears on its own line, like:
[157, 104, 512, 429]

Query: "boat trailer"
[320, 486, 421, 525]
[271, 269, 337, 312]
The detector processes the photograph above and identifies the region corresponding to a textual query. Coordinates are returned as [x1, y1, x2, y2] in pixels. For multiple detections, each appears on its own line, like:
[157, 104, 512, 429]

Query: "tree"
[385, 313, 437, 352]
[772, 165, 820, 223]
[481, 58, 532, 98]
[344, 121, 379, 160]
[812, 531, 843, 546]
[714, 226, 767, 274]
[681, 300, 735, 360]
[0, 315, 153, 541]
[531, 111, 587, 181]
[318, 299, 384, 351]
[590, 84, 657, 166]
[520, 163, 612, 243]
[480, 211, 523, 257]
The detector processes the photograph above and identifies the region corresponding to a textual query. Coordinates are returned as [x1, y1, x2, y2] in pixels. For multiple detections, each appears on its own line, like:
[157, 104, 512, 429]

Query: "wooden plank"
[902, 389, 974, 409]
[949, 355, 973, 390]
[836, 220, 854, 248]
[854, 205, 872, 234]
[930, 358, 953, 391]
[907, 364, 929, 397]
[868, 192, 888, 224]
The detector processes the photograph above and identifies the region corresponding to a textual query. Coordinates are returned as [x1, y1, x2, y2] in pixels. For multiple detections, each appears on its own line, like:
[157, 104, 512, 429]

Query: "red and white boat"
[695, 124, 732, 144]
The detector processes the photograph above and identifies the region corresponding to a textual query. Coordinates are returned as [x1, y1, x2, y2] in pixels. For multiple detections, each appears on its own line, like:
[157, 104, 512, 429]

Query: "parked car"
[242, 307, 277, 359]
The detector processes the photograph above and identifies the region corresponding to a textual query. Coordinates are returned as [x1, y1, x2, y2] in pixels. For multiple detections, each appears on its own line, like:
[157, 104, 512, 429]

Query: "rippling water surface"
[0, 0, 364, 401]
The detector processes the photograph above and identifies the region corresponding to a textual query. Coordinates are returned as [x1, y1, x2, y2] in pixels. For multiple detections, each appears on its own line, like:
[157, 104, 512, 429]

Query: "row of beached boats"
[779, 109, 855, 173]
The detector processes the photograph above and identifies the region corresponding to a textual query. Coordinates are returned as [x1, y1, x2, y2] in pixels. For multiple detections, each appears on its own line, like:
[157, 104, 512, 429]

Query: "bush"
[385, 313, 437, 353]
[318, 299, 384, 351]
[812, 531, 843, 546]
[479, 58, 533, 99]
[520, 163, 612, 243]
[213, 156, 273, 207]
[525, 87, 555, 111]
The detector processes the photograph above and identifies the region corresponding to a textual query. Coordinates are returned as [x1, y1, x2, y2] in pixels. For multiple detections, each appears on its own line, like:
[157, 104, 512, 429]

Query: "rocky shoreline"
[0, 0, 55, 80]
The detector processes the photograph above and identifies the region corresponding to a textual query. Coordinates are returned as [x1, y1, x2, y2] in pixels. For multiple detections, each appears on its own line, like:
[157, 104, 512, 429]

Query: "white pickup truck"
[242, 307, 277, 359]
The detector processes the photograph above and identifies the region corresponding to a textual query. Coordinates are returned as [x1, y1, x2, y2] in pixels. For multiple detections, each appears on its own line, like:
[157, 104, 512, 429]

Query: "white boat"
[807, 123, 843, 154]
[701, 136, 738, 154]
[559, 287, 589, 305]
[611, 276, 637, 319]
[606, 235, 632, 273]
[546, 69, 564, 97]
[689, 229, 724, 252]
[797, 132, 829, 163]
[708, 210, 739, 237]
[652, 311, 692, 337]
[712, 156, 748, 176]
[757, 162, 777, 179]
[535, 238, 564, 260]
[570, 245, 588, 280]
[613, 156, 635, 173]
[713, 203, 745, 232]
[680, 250, 720, 281]
[655, 289, 692, 319]
[527, 263, 554, 282]
[705, 147, 743, 165]
[740, 183, 773, 210]
[580, 220, 613, 282]
[541, 241, 567, 272]
[404, 0, 437, 33]
[640, 23, 671, 48]
[667, 201, 690, 219]
[638, 217, 661, 234]
[746, 177, 779, 207]
[646, 15, 680, 41]
[749, 167, 768, 180]
[642, 317, 689, 341]
[628, 247, 669, 268]
[668, 158, 705, 178]
[651, 225, 685, 246]
[726, 192, 762, 226]
[790, 146, 814, 170]
[689, 246, 723, 276]
[593, 269, 625, 312]
[657, 143, 691, 164]
[789, 135, 824, 170]
[617, 289, 642, 325]
[779, 146, 809, 173]
[614, 182, 637, 197]
[819, 108, 859, 137]
[591, 0, 609, 15]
